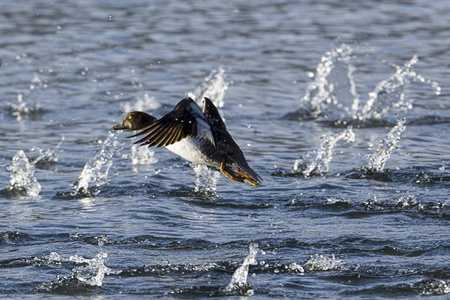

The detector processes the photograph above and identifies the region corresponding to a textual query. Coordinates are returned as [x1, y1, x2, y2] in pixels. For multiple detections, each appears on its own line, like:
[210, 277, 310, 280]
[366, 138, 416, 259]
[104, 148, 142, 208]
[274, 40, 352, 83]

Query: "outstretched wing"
[202, 97, 263, 184]
[130, 98, 215, 148]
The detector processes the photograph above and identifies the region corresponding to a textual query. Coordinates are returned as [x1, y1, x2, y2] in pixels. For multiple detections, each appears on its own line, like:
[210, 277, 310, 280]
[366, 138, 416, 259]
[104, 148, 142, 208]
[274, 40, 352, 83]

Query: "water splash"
[30, 137, 64, 168]
[36, 251, 121, 293]
[299, 44, 358, 120]
[121, 93, 160, 113]
[361, 56, 441, 120]
[188, 68, 229, 191]
[192, 163, 221, 194]
[416, 279, 450, 296]
[188, 67, 228, 109]
[368, 119, 406, 172]
[5, 93, 43, 121]
[68, 252, 120, 286]
[303, 254, 344, 272]
[72, 132, 119, 196]
[298, 44, 441, 122]
[130, 144, 158, 166]
[292, 126, 355, 177]
[224, 243, 258, 296]
[6, 150, 41, 197]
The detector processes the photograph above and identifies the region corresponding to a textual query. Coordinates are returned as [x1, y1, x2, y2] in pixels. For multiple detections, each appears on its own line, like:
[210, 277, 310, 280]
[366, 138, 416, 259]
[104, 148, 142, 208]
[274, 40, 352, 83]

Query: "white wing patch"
[187, 101, 216, 147]
[196, 118, 216, 147]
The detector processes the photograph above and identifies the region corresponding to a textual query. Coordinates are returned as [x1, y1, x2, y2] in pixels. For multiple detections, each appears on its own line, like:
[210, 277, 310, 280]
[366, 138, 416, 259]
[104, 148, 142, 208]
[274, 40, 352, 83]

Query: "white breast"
[165, 137, 219, 167]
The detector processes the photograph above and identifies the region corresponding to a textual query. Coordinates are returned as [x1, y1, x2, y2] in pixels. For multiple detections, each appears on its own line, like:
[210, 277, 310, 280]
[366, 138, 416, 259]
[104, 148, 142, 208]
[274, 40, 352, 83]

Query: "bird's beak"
[112, 121, 127, 130]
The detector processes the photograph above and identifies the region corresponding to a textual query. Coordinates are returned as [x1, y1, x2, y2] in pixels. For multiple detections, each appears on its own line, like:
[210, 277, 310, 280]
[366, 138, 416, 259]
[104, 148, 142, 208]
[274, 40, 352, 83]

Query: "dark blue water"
[1, 1, 449, 298]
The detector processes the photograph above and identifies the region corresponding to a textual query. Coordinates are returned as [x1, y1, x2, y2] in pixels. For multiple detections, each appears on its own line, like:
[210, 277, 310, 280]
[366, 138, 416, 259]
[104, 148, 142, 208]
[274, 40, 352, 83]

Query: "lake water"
[1, 0, 449, 298]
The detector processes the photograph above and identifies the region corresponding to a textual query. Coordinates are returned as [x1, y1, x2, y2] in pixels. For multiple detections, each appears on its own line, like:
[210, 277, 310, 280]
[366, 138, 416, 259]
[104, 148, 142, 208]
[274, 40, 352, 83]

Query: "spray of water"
[293, 126, 355, 177]
[121, 93, 160, 113]
[368, 119, 406, 172]
[361, 56, 440, 120]
[5, 93, 43, 121]
[130, 144, 158, 166]
[35, 251, 121, 292]
[30, 137, 64, 167]
[299, 44, 441, 122]
[192, 163, 221, 194]
[6, 150, 41, 197]
[72, 132, 119, 196]
[188, 67, 228, 109]
[68, 252, 120, 286]
[303, 254, 344, 272]
[188, 68, 229, 191]
[300, 44, 358, 120]
[225, 243, 259, 296]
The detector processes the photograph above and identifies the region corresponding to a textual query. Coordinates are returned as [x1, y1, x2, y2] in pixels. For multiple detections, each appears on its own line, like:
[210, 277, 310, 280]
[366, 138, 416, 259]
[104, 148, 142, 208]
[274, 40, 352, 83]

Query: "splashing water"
[293, 126, 355, 177]
[121, 93, 160, 113]
[5, 93, 43, 121]
[7, 150, 41, 197]
[188, 67, 228, 109]
[303, 254, 344, 272]
[188, 68, 229, 191]
[299, 44, 358, 120]
[36, 251, 121, 292]
[68, 252, 120, 286]
[225, 243, 259, 295]
[29, 137, 64, 167]
[361, 56, 441, 120]
[130, 144, 158, 166]
[298, 44, 441, 121]
[192, 163, 221, 194]
[72, 132, 119, 196]
[368, 119, 406, 172]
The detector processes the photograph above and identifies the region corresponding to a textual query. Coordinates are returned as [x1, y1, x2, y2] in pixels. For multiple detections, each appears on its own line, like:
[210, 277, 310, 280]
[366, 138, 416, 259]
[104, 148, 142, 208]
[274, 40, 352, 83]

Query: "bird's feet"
[220, 157, 260, 187]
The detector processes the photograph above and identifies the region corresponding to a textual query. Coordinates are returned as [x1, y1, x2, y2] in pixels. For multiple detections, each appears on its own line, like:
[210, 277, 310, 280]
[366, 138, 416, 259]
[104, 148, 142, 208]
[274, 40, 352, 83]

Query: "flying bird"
[113, 97, 262, 186]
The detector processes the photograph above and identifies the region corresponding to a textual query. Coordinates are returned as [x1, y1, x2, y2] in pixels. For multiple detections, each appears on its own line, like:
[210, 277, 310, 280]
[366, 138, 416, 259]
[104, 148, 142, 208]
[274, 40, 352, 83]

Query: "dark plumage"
[112, 97, 263, 186]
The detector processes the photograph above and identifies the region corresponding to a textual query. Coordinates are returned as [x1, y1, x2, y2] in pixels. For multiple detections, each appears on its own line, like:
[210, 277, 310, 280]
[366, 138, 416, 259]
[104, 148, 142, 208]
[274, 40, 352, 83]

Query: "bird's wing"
[202, 97, 263, 184]
[130, 98, 215, 148]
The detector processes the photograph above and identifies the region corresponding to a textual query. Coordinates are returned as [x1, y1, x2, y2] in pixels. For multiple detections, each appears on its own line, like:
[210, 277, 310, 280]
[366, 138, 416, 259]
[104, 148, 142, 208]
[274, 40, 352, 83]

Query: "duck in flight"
[112, 97, 263, 186]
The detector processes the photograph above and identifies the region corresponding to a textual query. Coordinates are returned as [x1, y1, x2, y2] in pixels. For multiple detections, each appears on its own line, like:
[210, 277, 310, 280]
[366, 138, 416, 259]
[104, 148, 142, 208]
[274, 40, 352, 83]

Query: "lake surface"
[1, 0, 449, 298]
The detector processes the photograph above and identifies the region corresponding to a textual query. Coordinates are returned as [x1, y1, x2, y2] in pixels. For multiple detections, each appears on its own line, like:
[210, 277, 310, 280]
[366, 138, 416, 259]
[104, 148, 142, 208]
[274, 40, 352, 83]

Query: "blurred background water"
[1, 0, 449, 298]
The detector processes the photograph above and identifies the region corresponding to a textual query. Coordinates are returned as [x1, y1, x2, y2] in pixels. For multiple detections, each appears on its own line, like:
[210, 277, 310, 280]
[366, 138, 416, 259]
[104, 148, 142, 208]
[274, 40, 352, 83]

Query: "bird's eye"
[128, 116, 132, 120]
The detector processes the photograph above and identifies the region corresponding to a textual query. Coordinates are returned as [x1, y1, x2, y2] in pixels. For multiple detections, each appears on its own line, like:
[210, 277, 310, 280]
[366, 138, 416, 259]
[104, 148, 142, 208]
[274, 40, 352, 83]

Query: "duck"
[112, 97, 263, 186]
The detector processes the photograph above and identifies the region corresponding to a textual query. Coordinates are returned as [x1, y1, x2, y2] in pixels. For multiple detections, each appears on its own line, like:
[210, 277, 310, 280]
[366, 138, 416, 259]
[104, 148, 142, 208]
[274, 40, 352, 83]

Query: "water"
[1, 0, 449, 298]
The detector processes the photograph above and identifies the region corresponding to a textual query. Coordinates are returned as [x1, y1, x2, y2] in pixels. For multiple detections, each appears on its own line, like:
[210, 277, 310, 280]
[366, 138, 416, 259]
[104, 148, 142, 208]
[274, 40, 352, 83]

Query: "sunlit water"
[1, 1, 449, 298]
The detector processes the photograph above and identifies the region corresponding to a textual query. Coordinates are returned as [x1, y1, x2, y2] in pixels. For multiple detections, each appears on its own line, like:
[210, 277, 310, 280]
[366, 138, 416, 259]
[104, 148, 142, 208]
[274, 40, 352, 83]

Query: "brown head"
[112, 111, 157, 131]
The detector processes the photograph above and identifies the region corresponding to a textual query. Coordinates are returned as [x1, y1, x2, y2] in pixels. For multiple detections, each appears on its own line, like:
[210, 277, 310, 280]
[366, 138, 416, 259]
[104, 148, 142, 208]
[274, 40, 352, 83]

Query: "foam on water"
[6, 150, 41, 197]
[224, 243, 258, 296]
[416, 279, 450, 296]
[72, 132, 119, 196]
[292, 126, 355, 177]
[368, 119, 406, 172]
